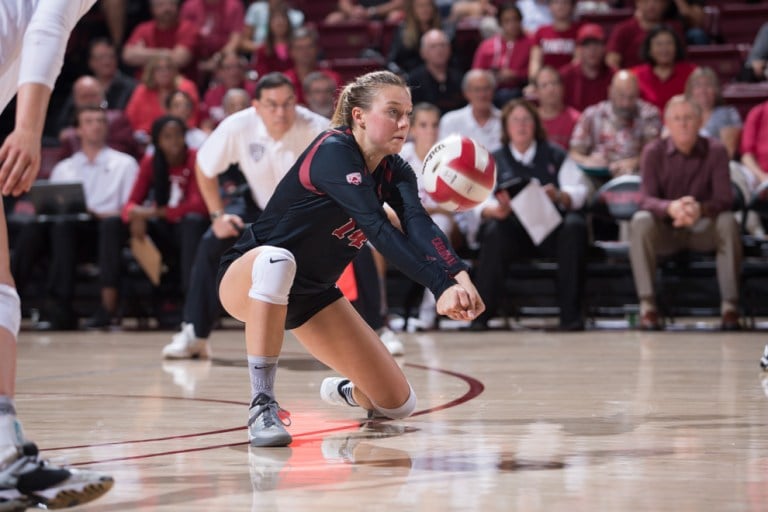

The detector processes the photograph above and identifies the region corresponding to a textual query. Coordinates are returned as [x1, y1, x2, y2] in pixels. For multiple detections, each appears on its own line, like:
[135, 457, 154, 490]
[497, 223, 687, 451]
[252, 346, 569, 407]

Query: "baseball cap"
[577, 23, 606, 44]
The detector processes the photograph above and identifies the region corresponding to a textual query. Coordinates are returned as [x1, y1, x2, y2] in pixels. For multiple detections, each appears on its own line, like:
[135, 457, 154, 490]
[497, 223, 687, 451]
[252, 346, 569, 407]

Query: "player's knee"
[0, 284, 21, 338]
[248, 246, 296, 305]
[372, 385, 417, 419]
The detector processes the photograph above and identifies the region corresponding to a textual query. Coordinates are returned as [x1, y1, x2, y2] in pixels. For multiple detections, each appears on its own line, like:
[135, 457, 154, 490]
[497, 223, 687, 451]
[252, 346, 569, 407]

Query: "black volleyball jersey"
[225, 127, 469, 299]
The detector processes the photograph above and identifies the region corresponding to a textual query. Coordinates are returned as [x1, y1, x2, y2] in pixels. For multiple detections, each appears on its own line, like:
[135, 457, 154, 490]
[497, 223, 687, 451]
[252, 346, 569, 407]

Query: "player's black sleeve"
[385, 155, 469, 277]
[311, 139, 457, 299]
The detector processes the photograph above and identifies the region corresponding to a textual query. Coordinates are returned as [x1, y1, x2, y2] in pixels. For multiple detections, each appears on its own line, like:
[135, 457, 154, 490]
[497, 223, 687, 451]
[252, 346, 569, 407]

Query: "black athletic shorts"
[217, 249, 343, 330]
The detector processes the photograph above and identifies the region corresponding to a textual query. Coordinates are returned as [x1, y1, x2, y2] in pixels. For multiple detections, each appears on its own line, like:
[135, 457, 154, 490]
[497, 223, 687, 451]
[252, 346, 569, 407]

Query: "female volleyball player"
[218, 70, 484, 447]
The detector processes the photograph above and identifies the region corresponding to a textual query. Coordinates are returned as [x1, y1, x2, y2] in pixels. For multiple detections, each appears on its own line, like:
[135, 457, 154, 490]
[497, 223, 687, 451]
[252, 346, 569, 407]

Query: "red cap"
[577, 23, 606, 44]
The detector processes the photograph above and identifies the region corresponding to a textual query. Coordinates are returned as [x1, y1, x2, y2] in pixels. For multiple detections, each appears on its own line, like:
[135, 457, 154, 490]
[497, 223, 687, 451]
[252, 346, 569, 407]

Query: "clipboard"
[130, 236, 162, 286]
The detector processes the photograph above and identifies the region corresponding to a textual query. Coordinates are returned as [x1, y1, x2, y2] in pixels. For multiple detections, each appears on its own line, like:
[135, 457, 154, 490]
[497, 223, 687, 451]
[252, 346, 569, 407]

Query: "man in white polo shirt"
[12, 105, 139, 330]
[162, 72, 329, 360]
[439, 69, 503, 153]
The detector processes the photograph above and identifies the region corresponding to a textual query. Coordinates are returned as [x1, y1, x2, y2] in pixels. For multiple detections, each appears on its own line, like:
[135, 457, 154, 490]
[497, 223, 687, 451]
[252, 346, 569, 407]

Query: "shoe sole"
[249, 434, 292, 448]
[320, 378, 349, 407]
[29, 476, 114, 509]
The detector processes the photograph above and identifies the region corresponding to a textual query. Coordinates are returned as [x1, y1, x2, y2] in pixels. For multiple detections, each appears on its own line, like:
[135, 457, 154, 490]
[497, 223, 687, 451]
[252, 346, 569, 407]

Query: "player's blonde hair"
[331, 71, 409, 127]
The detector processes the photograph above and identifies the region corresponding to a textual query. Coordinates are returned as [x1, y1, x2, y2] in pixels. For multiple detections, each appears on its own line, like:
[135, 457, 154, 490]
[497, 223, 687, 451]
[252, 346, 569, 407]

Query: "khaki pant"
[629, 210, 742, 307]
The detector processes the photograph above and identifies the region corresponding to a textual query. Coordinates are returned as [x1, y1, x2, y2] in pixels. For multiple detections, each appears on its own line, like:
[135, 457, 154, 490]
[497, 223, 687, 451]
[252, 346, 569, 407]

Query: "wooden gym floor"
[13, 322, 768, 511]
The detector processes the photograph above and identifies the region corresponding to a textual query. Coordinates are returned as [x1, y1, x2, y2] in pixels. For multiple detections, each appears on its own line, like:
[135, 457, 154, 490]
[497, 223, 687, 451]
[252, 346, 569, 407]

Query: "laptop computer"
[25, 181, 90, 221]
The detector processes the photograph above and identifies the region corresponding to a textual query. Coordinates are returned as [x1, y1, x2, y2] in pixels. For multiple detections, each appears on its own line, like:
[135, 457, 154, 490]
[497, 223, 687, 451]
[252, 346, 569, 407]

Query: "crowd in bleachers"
[4, 0, 768, 333]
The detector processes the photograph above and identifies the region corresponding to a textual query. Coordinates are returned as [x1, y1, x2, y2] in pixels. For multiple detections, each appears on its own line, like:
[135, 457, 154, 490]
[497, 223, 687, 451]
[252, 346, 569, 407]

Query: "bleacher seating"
[327, 57, 386, 83]
[316, 21, 374, 60]
[687, 44, 748, 84]
[722, 82, 768, 120]
[718, 3, 768, 45]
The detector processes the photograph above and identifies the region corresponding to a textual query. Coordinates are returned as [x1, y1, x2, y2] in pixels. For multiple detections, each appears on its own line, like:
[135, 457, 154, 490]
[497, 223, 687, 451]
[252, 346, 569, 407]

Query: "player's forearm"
[14, 83, 51, 136]
[195, 164, 224, 214]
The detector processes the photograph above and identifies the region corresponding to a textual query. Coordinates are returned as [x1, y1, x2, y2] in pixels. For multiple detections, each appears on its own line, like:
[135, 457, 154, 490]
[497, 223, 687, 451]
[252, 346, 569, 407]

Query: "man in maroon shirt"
[629, 95, 742, 331]
[560, 23, 614, 112]
[122, 0, 198, 77]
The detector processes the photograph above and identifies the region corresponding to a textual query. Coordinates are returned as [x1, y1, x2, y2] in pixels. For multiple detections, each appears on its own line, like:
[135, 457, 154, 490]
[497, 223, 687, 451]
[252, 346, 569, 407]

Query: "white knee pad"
[0, 284, 21, 338]
[371, 385, 417, 419]
[248, 246, 296, 305]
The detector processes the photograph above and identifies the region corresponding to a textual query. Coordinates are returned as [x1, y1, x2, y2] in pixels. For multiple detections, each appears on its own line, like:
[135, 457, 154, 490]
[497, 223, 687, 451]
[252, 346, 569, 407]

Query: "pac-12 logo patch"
[346, 172, 362, 185]
[249, 143, 265, 162]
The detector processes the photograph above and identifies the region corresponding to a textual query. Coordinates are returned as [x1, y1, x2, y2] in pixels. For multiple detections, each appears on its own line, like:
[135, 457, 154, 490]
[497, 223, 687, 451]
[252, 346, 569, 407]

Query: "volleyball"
[421, 135, 497, 212]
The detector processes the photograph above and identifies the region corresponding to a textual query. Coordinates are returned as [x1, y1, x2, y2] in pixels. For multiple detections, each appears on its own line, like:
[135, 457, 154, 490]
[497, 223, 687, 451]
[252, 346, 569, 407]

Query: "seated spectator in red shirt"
[560, 23, 614, 112]
[122, 115, 209, 298]
[122, 0, 198, 77]
[407, 28, 466, 114]
[631, 25, 696, 113]
[388, 0, 448, 75]
[88, 37, 137, 110]
[472, 3, 533, 107]
[529, 0, 579, 81]
[534, 66, 580, 150]
[201, 51, 258, 130]
[740, 99, 768, 186]
[302, 72, 338, 119]
[251, 6, 294, 78]
[283, 27, 342, 108]
[606, 0, 684, 70]
[58, 76, 140, 161]
[180, 0, 245, 84]
[124, 55, 200, 143]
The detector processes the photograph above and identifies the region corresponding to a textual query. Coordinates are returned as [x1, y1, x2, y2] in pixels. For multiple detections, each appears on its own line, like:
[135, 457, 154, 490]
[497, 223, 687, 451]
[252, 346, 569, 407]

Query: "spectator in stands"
[222, 88, 252, 116]
[516, 0, 553, 35]
[740, 98, 768, 185]
[122, 0, 198, 76]
[439, 70, 502, 153]
[467, 99, 590, 331]
[240, 0, 304, 54]
[124, 55, 200, 143]
[472, 3, 532, 107]
[400, 102, 457, 329]
[302, 71, 338, 118]
[631, 25, 696, 113]
[447, 0, 497, 24]
[685, 66, 742, 160]
[744, 22, 768, 83]
[250, 6, 294, 78]
[560, 23, 614, 112]
[388, 0, 448, 75]
[200, 51, 258, 131]
[87, 38, 137, 110]
[629, 95, 742, 331]
[122, 115, 209, 303]
[324, 0, 405, 24]
[179, 0, 245, 85]
[534, 66, 580, 150]
[58, 76, 140, 160]
[166, 90, 208, 149]
[663, 0, 708, 46]
[284, 26, 343, 108]
[569, 70, 662, 180]
[407, 29, 466, 114]
[606, 0, 683, 70]
[528, 0, 578, 81]
[12, 106, 139, 330]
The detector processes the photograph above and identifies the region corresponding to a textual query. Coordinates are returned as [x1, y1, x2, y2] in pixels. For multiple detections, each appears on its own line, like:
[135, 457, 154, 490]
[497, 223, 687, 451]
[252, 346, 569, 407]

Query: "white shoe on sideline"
[162, 323, 212, 360]
[377, 327, 404, 356]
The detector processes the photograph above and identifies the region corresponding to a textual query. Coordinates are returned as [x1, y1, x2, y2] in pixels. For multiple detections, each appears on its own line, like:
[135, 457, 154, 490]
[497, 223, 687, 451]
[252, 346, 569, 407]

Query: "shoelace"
[248, 399, 291, 428]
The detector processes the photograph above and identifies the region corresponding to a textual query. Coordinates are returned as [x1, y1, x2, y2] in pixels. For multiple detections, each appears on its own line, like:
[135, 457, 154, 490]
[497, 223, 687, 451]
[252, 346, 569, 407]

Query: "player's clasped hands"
[436, 270, 485, 321]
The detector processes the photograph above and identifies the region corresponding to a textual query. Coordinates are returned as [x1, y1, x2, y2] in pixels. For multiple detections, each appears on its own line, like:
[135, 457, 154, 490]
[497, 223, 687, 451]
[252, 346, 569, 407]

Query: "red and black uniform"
[220, 127, 469, 329]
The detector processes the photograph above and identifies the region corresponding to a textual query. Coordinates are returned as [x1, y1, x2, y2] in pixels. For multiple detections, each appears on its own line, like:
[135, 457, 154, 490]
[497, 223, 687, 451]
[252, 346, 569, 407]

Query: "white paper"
[510, 179, 562, 245]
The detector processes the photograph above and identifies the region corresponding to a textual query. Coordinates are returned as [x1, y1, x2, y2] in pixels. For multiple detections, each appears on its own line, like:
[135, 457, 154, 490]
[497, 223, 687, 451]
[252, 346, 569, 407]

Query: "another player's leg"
[219, 246, 296, 447]
[0, 204, 113, 509]
[293, 298, 415, 419]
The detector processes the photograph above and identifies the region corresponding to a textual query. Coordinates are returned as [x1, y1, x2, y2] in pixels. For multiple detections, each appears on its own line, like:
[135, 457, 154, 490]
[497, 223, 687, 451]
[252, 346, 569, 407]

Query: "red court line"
[29, 363, 484, 465]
